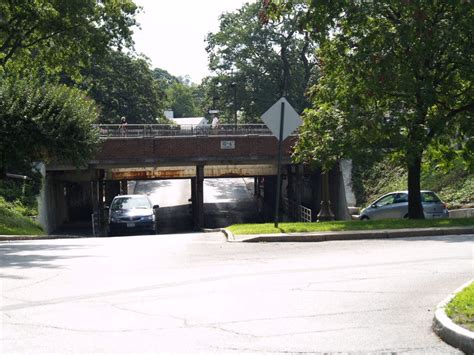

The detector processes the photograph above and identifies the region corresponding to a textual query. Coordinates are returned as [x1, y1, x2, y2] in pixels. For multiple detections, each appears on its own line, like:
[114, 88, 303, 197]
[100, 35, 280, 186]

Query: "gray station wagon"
[359, 190, 449, 220]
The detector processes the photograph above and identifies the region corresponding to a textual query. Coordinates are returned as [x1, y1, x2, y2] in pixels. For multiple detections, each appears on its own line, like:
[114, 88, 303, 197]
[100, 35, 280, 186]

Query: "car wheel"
[403, 213, 409, 219]
[360, 215, 369, 221]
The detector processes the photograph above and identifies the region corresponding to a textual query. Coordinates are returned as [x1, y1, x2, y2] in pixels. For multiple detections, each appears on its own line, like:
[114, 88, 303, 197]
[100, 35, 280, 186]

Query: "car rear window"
[421, 192, 441, 203]
[111, 197, 151, 210]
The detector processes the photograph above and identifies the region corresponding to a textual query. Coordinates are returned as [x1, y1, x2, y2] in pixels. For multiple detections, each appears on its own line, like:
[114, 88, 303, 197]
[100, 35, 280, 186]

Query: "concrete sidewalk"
[223, 226, 474, 242]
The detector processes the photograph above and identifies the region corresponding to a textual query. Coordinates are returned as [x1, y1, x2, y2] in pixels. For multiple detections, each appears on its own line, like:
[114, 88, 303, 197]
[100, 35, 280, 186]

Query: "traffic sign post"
[274, 101, 285, 228]
[261, 97, 302, 228]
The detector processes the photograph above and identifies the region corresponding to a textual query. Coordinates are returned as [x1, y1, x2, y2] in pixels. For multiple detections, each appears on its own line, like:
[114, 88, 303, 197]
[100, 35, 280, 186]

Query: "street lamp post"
[230, 81, 237, 129]
[317, 171, 335, 221]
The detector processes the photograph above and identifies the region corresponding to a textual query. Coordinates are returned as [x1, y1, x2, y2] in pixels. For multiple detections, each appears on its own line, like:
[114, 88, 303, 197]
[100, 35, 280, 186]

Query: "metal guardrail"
[282, 197, 312, 222]
[94, 124, 273, 138]
[299, 205, 312, 223]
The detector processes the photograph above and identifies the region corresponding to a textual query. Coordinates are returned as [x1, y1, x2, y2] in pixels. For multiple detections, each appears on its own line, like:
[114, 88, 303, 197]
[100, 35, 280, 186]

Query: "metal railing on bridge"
[94, 124, 273, 138]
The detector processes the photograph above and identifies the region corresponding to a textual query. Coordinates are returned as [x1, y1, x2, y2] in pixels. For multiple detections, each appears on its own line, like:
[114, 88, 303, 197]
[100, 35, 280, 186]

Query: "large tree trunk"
[407, 153, 424, 219]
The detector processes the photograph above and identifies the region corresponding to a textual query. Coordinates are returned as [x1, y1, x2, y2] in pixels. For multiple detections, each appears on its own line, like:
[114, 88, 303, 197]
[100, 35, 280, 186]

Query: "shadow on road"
[157, 205, 194, 234]
[204, 178, 252, 201]
[204, 201, 263, 228]
[53, 221, 93, 236]
[0, 243, 92, 269]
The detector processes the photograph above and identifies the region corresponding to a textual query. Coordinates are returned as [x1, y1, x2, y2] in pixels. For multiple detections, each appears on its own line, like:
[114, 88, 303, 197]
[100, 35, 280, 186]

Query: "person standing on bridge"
[119, 116, 128, 136]
[211, 114, 220, 132]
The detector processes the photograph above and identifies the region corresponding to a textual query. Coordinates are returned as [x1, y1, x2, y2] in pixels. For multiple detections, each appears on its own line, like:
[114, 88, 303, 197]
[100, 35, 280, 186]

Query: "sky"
[132, 0, 250, 84]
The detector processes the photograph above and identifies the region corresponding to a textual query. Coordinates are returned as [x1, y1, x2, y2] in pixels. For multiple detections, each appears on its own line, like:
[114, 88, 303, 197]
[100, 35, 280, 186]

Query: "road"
[133, 178, 262, 233]
[1, 233, 472, 353]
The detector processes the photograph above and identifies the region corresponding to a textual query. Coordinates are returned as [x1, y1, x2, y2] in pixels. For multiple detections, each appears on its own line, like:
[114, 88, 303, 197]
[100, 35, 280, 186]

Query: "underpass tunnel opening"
[130, 177, 265, 232]
[129, 178, 194, 234]
[46, 180, 95, 235]
[42, 163, 348, 236]
[112, 176, 267, 232]
[201, 177, 264, 229]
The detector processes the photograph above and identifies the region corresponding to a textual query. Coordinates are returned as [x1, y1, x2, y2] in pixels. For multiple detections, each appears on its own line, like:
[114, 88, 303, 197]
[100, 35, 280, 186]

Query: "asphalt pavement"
[1, 231, 472, 353]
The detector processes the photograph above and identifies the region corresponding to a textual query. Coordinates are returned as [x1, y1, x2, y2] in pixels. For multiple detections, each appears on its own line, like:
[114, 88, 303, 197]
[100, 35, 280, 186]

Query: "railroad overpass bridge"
[39, 124, 350, 234]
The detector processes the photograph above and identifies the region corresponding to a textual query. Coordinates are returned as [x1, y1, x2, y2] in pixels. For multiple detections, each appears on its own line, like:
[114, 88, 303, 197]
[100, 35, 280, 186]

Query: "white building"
[164, 110, 174, 119]
[170, 117, 208, 127]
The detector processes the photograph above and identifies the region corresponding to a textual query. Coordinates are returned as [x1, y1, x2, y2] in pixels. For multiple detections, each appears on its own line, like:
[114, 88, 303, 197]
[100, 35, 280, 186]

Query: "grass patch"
[227, 218, 474, 235]
[0, 203, 43, 235]
[445, 282, 474, 332]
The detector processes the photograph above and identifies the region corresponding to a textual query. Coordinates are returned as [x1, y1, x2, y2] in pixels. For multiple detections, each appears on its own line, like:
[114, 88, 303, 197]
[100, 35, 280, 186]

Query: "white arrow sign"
[261, 97, 302, 141]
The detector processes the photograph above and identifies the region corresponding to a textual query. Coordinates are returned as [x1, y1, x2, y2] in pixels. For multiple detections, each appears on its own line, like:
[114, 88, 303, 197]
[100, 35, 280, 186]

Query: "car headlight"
[142, 215, 154, 221]
[110, 216, 120, 223]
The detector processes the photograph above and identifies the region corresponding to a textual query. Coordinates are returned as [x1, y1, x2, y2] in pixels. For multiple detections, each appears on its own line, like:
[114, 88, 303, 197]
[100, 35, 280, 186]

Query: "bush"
[0, 170, 42, 213]
[0, 197, 43, 235]
[0, 74, 100, 176]
[0, 197, 35, 217]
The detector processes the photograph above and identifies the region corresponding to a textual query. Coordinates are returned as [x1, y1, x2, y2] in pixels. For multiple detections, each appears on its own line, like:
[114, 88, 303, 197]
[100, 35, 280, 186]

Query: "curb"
[2, 227, 473, 243]
[224, 227, 474, 243]
[221, 228, 235, 241]
[433, 280, 474, 354]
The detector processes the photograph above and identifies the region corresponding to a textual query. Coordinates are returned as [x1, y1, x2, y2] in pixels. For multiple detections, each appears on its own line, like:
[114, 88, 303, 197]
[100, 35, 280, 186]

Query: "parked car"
[108, 195, 159, 235]
[359, 190, 449, 220]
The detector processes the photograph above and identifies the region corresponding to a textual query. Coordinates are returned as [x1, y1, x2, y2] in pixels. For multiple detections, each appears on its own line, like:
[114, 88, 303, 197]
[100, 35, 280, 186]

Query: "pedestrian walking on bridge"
[120, 116, 128, 136]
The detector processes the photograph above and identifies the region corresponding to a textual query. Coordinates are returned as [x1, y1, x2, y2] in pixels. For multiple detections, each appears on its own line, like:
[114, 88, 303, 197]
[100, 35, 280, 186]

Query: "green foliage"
[352, 156, 407, 207]
[0, 171, 42, 210]
[276, 1, 473, 218]
[0, 196, 36, 217]
[152, 68, 203, 119]
[352, 155, 473, 209]
[227, 218, 474, 236]
[153, 68, 180, 91]
[0, 0, 138, 79]
[78, 50, 166, 123]
[0, 75, 100, 175]
[445, 282, 474, 332]
[0, 197, 43, 235]
[421, 162, 473, 209]
[164, 81, 202, 118]
[205, 1, 317, 122]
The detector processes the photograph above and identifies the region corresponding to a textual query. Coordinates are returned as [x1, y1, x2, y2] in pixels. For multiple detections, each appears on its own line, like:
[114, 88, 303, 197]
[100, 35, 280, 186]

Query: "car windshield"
[375, 194, 395, 206]
[111, 197, 151, 210]
[421, 192, 441, 203]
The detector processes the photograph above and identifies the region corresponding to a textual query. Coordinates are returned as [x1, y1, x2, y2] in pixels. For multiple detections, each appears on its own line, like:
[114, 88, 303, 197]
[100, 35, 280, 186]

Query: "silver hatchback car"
[359, 190, 449, 220]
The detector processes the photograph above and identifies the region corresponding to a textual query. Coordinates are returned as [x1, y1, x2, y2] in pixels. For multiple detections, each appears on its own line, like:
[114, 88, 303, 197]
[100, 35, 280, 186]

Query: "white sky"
[132, 0, 250, 84]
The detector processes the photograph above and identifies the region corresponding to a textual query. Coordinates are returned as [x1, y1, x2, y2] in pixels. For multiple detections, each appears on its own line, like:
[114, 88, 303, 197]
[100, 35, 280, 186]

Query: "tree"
[164, 81, 202, 118]
[153, 69, 203, 118]
[205, 1, 317, 122]
[79, 50, 166, 124]
[153, 68, 180, 92]
[272, 0, 473, 219]
[0, 75, 99, 177]
[0, 0, 138, 77]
